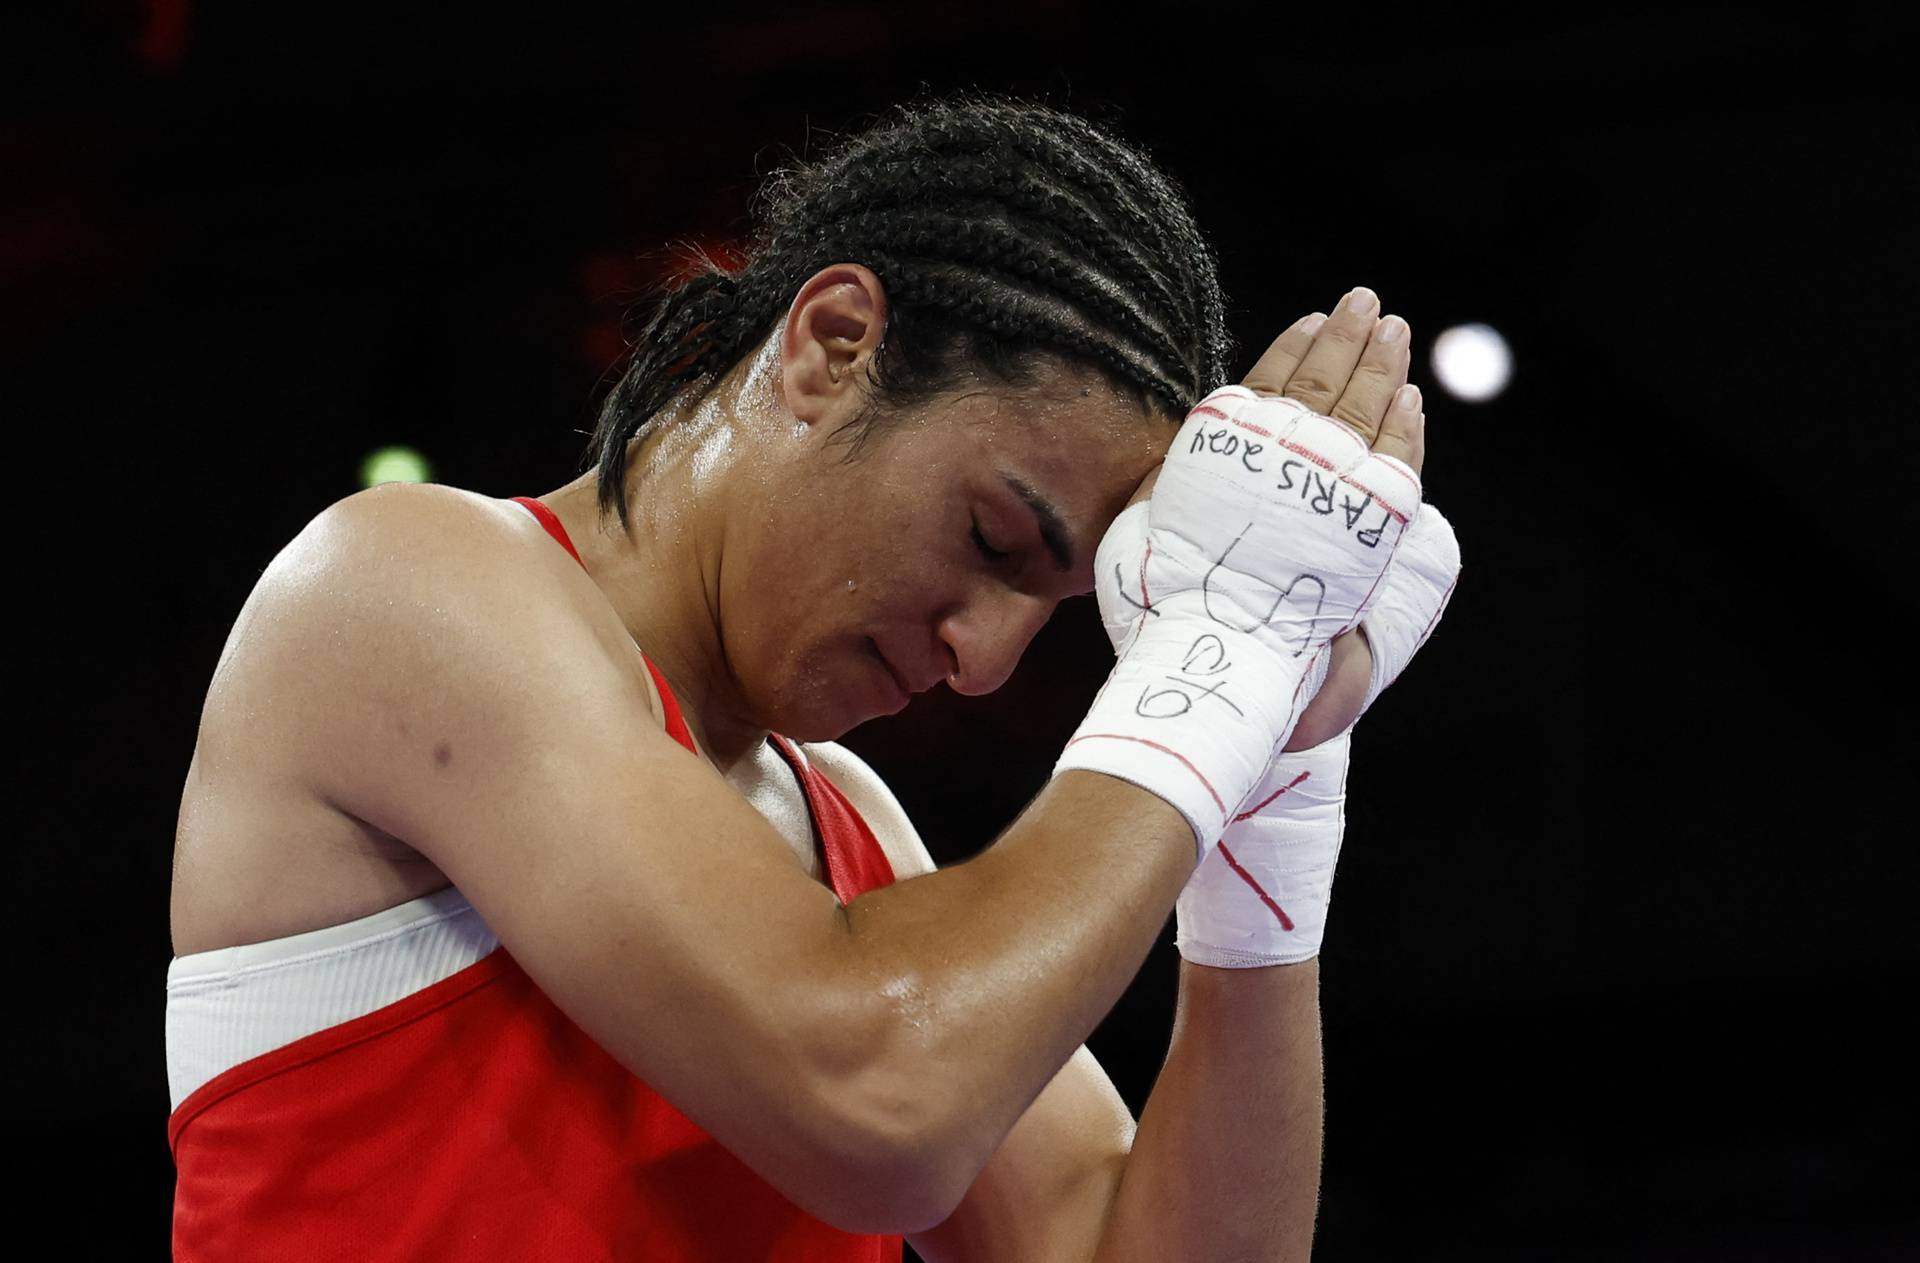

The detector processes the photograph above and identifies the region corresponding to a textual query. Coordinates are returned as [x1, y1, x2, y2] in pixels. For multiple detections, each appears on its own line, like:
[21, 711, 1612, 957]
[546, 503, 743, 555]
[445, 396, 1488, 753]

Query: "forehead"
[962, 374, 1172, 494]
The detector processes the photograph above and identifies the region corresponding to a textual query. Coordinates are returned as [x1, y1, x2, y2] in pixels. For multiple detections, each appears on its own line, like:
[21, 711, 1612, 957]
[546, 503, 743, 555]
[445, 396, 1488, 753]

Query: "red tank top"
[168, 495, 903, 1261]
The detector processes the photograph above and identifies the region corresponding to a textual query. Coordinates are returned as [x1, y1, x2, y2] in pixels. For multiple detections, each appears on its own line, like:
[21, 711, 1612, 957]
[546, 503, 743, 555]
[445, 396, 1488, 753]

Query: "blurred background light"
[360, 445, 433, 487]
[1430, 321, 1513, 403]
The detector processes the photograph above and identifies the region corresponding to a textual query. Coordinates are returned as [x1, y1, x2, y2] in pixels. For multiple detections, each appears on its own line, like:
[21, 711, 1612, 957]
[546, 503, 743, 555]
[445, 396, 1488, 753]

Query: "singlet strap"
[766, 735, 897, 904]
[508, 496, 582, 566]
[507, 494, 695, 755]
[642, 656, 695, 754]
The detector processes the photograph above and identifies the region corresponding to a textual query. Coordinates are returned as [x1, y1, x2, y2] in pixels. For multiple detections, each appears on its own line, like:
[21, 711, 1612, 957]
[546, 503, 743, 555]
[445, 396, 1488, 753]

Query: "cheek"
[848, 505, 960, 595]
[747, 456, 966, 627]
[742, 524, 892, 642]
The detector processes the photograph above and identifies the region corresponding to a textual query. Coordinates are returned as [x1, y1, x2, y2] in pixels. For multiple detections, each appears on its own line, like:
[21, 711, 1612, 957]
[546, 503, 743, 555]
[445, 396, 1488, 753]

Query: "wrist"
[1174, 732, 1350, 967]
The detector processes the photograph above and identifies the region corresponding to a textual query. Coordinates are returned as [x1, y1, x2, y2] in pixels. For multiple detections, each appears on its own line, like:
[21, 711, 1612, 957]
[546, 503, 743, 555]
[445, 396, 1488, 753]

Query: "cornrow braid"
[867, 258, 1192, 410]
[586, 89, 1233, 531]
[791, 154, 1189, 361]
[828, 208, 1182, 379]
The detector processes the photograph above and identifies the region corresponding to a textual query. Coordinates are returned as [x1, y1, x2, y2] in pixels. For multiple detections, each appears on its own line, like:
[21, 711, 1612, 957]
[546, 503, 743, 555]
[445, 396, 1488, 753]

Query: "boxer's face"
[726, 364, 1173, 740]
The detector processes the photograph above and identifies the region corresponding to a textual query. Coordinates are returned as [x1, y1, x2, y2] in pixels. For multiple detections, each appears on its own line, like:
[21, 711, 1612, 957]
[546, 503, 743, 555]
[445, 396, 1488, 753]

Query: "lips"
[869, 638, 911, 699]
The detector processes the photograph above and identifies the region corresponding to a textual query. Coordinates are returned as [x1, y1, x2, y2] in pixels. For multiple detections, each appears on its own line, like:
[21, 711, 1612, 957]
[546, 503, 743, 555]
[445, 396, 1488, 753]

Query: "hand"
[1166, 290, 1464, 967]
[1115, 285, 1423, 508]
[1108, 288, 1420, 752]
[1245, 289, 1421, 742]
[1242, 287, 1423, 475]
[1059, 290, 1422, 858]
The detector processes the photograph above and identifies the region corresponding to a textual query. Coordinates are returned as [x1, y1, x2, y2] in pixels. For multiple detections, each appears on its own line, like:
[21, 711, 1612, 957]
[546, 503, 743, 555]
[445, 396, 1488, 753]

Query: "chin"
[753, 637, 909, 741]
[756, 674, 872, 744]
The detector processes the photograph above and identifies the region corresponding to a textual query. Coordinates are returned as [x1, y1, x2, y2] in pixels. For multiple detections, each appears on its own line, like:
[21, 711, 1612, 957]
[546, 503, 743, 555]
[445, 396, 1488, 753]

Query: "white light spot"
[1430, 323, 1513, 403]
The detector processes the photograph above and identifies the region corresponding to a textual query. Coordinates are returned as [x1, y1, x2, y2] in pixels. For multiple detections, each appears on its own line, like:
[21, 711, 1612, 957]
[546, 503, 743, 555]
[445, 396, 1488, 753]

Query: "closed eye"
[971, 520, 1011, 563]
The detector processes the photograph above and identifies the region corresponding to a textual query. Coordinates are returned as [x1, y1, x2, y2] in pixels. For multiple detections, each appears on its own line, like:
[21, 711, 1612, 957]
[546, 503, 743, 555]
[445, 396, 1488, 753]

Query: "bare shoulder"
[799, 741, 937, 881]
[305, 482, 648, 685]
[232, 482, 660, 836]
[293, 483, 634, 669]
[204, 483, 533, 744]
[253, 482, 568, 650]
[288, 480, 523, 568]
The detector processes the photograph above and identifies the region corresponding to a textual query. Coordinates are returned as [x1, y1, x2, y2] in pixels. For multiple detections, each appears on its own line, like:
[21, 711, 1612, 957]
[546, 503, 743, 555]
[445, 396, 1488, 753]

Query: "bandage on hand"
[1052, 385, 1420, 860]
[1176, 501, 1462, 966]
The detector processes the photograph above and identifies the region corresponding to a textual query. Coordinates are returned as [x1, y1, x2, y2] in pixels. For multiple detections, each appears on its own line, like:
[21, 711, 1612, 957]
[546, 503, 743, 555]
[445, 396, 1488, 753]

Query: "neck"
[534, 387, 772, 775]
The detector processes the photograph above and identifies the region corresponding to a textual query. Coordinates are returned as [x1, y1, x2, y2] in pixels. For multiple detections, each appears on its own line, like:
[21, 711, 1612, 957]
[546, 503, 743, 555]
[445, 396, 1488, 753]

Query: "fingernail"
[1396, 384, 1422, 410]
[1344, 287, 1378, 316]
[1379, 316, 1406, 344]
[1303, 313, 1328, 336]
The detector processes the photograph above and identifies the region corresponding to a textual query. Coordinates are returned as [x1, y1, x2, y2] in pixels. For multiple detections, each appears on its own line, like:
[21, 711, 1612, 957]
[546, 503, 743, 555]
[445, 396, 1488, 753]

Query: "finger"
[1282, 287, 1380, 418]
[1238, 311, 1329, 398]
[1369, 383, 1425, 479]
[1327, 313, 1412, 443]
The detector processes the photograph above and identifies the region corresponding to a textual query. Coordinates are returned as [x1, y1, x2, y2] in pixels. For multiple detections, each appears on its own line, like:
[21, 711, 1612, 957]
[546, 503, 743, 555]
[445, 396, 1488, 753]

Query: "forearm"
[825, 770, 1193, 1212]
[1090, 959, 1324, 1263]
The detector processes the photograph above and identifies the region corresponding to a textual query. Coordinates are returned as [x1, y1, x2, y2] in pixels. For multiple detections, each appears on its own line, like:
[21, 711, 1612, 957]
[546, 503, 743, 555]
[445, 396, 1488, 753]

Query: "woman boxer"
[167, 91, 1453, 1261]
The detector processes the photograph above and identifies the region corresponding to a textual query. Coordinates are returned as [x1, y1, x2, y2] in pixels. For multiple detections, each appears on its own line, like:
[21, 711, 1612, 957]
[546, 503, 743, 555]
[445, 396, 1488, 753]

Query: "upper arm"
[253, 484, 903, 1224]
[799, 741, 1136, 1263]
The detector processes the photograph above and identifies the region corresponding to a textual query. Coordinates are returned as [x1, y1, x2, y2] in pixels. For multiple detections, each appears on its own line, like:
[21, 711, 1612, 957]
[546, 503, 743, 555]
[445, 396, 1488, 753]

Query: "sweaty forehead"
[931, 365, 1175, 492]
[969, 368, 1171, 453]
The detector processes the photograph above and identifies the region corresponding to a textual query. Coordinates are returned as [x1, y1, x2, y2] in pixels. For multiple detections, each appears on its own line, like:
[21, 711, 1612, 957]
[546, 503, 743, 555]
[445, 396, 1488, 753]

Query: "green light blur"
[359, 446, 433, 488]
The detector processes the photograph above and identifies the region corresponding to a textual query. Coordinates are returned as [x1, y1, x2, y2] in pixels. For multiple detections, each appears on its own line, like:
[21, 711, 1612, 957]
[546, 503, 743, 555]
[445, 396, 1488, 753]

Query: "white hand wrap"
[1177, 732, 1350, 966]
[1171, 501, 1462, 965]
[1053, 385, 1420, 859]
[1351, 501, 1462, 726]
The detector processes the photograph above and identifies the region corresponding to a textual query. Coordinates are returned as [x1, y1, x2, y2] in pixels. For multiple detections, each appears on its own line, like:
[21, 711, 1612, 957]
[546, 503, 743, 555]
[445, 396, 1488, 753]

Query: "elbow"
[777, 985, 984, 1234]
[785, 1053, 980, 1234]
[651, 1004, 976, 1235]
[796, 1110, 975, 1236]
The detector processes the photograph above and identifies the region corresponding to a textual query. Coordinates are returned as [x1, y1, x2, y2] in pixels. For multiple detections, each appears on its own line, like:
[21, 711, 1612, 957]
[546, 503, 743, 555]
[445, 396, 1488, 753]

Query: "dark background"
[10, 2, 1915, 1257]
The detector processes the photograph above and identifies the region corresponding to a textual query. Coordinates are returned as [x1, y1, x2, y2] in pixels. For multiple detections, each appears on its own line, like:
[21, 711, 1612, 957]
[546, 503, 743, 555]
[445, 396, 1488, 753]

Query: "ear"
[780, 263, 890, 429]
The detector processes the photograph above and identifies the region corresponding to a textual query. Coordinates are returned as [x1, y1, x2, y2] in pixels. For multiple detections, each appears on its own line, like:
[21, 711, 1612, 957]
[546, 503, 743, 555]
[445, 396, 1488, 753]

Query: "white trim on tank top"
[165, 885, 500, 1113]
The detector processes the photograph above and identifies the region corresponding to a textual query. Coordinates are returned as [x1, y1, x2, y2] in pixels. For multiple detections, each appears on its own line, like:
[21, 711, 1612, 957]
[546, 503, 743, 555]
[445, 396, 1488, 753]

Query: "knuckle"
[1283, 374, 1337, 405]
[1330, 407, 1375, 436]
[1344, 371, 1399, 407]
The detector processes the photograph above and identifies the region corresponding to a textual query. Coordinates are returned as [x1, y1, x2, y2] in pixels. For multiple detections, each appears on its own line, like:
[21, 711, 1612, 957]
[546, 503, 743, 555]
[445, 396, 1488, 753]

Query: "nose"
[938, 588, 1056, 697]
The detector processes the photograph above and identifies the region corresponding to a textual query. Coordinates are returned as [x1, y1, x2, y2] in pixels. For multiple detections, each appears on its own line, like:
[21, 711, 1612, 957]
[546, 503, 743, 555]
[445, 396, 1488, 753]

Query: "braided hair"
[586, 89, 1233, 530]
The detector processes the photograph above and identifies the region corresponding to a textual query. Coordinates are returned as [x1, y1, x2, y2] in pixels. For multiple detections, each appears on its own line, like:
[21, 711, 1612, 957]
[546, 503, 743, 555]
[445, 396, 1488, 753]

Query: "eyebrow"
[1001, 473, 1075, 573]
